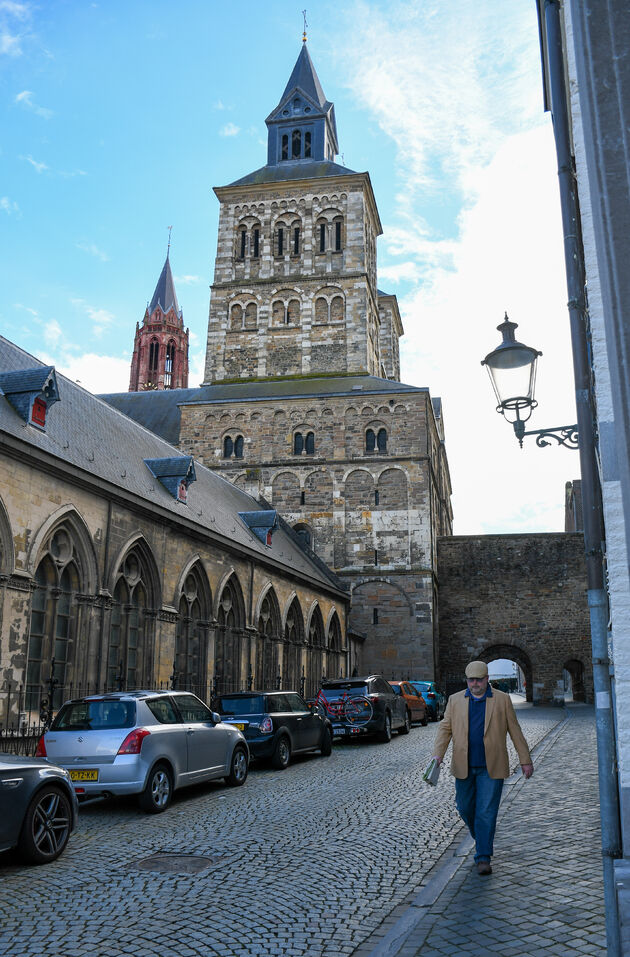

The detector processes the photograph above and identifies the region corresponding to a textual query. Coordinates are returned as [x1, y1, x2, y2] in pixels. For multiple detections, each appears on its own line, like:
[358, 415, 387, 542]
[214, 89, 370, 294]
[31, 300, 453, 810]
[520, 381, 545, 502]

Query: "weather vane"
[302, 10, 308, 42]
[167, 225, 173, 256]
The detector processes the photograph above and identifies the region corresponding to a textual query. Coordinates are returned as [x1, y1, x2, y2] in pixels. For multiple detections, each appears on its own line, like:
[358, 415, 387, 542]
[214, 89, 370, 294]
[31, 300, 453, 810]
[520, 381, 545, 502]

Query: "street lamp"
[481, 313, 579, 449]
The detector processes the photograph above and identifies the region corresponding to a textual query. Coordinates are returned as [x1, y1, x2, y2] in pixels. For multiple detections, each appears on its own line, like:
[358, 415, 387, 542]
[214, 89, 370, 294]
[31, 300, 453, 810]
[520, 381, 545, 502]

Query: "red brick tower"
[128, 252, 189, 391]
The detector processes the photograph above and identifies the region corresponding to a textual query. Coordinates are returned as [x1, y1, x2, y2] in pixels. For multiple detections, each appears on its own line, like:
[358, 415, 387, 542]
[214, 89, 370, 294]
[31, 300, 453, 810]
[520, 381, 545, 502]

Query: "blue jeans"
[455, 767, 504, 862]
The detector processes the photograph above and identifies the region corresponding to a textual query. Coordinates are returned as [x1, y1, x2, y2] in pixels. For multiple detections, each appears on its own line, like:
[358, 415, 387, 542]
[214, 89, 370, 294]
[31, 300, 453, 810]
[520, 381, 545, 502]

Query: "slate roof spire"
[265, 42, 339, 168]
[149, 249, 180, 317]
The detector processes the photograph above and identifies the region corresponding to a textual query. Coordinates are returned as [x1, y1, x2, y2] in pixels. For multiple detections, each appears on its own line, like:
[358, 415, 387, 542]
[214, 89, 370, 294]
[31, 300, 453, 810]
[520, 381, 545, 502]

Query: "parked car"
[388, 681, 428, 726]
[317, 675, 409, 742]
[38, 691, 249, 813]
[215, 690, 333, 769]
[0, 753, 78, 864]
[409, 681, 446, 721]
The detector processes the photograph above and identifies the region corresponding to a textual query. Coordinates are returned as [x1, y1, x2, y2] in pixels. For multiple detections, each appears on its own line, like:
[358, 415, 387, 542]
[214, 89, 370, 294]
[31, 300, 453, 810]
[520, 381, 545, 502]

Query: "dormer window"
[31, 397, 47, 427]
[177, 481, 187, 503]
[238, 509, 278, 546]
[144, 455, 196, 503]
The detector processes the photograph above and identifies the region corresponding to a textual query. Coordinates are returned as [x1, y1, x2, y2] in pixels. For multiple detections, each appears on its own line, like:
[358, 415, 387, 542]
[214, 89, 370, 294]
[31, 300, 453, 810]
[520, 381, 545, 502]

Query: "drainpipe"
[544, 2, 621, 952]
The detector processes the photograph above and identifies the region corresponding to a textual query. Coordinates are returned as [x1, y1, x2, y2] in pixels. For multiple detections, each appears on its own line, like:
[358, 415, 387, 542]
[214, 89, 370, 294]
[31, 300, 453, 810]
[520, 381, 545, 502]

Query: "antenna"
[302, 9, 308, 42]
[167, 225, 173, 257]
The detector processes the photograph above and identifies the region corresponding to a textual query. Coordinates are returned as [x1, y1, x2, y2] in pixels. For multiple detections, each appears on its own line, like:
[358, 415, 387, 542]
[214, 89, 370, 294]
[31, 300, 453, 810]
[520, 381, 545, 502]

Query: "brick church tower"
[128, 251, 189, 391]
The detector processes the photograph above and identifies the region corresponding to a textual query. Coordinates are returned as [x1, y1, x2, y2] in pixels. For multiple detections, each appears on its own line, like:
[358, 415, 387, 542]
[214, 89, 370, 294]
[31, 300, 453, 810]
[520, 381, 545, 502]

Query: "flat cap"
[465, 660, 489, 679]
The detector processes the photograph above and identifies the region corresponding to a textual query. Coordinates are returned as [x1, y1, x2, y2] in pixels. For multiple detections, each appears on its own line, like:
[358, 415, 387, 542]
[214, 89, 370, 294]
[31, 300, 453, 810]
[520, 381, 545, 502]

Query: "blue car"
[410, 681, 446, 722]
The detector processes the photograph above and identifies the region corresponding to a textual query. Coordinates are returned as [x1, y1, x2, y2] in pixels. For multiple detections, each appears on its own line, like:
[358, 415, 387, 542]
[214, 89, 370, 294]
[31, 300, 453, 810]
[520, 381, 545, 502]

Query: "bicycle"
[315, 689, 373, 725]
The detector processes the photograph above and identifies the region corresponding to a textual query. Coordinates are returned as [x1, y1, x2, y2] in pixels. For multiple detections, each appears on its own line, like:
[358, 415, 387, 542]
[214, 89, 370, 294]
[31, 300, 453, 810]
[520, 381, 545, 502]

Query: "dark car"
[216, 690, 333, 770]
[317, 675, 409, 742]
[0, 753, 79, 864]
[410, 681, 446, 721]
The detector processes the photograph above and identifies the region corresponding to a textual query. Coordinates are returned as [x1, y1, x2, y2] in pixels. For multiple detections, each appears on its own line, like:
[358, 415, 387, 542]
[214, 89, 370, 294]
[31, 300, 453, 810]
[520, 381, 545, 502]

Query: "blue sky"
[1, 0, 580, 535]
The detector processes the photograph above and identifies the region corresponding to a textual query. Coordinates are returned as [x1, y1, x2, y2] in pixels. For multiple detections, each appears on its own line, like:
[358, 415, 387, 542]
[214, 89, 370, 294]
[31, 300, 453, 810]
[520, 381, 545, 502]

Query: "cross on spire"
[302, 9, 308, 42]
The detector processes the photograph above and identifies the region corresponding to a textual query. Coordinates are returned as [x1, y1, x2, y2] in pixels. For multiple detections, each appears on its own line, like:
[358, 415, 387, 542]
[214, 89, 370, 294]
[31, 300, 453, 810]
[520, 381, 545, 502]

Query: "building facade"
[106, 42, 453, 682]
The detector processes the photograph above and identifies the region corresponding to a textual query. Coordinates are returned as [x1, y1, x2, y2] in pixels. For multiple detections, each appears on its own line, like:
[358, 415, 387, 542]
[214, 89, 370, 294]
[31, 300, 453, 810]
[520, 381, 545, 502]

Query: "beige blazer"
[433, 688, 532, 779]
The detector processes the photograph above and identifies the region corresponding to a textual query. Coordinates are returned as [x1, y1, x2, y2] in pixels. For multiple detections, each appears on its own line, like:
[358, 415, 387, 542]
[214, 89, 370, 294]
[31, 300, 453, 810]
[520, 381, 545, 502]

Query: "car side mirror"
[212, 712, 221, 724]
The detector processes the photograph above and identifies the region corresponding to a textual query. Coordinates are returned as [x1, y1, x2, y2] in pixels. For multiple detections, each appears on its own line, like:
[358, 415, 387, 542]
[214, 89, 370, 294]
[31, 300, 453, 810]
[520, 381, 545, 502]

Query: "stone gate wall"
[437, 532, 592, 704]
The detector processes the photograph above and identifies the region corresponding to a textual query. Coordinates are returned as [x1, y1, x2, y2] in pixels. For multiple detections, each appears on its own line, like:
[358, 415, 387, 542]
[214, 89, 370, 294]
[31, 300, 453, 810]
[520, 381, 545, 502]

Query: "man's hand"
[521, 763, 534, 779]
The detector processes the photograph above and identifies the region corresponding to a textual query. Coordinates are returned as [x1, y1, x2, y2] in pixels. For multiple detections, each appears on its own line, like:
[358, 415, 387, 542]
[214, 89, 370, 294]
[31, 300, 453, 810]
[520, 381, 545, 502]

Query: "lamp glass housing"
[482, 315, 541, 424]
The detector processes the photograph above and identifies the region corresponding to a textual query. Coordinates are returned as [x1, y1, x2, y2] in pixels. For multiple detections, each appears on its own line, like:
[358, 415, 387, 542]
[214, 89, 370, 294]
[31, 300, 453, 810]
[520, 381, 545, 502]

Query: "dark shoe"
[476, 861, 492, 875]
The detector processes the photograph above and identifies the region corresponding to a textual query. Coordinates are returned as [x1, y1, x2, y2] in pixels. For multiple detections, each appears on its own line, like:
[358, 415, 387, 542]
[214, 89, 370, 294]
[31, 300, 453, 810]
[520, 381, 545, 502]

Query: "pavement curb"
[353, 707, 573, 957]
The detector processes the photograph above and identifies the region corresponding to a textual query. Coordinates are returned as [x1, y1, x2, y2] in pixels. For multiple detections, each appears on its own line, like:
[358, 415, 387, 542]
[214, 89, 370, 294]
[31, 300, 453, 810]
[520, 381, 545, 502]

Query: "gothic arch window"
[292, 128, 301, 159]
[27, 527, 82, 709]
[283, 598, 304, 691]
[305, 131, 312, 158]
[327, 612, 343, 679]
[257, 588, 281, 690]
[215, 575, 245, 694]
[108, 547, 154, 691]
[309, 607, 325, 646]
[148, 338, 159, 385]
[175, 564, 210, 696]
[164, 340, 176, 389]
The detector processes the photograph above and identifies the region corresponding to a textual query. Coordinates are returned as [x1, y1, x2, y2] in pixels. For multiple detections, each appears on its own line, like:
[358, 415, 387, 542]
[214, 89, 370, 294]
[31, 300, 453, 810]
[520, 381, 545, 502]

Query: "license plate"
[233, 723, 245, 731]
[69, 768, 99, 782]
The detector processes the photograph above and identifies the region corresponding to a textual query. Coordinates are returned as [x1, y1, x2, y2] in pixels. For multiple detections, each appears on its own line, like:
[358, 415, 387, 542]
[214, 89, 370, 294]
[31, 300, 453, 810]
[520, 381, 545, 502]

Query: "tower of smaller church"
[129, 250, 189, 391]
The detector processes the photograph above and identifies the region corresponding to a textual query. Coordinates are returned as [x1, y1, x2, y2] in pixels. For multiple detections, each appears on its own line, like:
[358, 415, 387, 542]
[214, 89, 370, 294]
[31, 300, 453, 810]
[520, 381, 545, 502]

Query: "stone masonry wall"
[437, 533, 592, 704]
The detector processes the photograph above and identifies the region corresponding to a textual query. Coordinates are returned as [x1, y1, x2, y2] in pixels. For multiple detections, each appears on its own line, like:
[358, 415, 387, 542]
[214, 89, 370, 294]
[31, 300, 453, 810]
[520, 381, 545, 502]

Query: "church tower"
[203, 40, 401, 385]
[129, 251, 189, 391]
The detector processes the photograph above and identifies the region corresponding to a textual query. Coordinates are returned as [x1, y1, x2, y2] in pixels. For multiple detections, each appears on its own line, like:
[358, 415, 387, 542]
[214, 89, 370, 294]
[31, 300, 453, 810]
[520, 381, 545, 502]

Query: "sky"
[0, 0, 580, 536]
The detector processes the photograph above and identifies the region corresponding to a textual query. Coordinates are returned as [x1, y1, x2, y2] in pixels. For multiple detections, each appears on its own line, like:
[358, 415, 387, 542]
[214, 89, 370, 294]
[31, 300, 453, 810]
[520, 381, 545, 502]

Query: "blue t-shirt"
[466, 685, 493, 767]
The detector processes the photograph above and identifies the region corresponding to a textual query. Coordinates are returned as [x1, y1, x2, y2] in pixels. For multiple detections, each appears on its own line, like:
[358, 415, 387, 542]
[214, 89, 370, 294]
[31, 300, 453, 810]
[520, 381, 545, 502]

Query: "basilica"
[103, 41, 453, 687]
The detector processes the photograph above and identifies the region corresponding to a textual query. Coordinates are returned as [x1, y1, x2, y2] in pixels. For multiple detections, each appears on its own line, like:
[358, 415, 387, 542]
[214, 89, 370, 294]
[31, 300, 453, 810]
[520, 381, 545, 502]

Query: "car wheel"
[138, 763, 172, 813]
[225, 746, 248, 787]
[271, 735, 291, 769]
[399, 709, 411, 735]
[18, 785, 72, 865]
[378, 711, 392, 743]
[320, 726, 333, 756]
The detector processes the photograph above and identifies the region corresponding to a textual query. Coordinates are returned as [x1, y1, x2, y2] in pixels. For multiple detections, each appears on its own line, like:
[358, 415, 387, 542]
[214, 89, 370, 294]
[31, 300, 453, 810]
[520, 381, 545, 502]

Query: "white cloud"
[0, 196, 19, 214]
[22, 153, 48, 173]
[15, 89, 53, 118]
[219, 122, 240, 137]
[174, 274, 201, 285]
[0, 0, 31, 57]
[44, 318, 62, 346]
[50, 352, 131, 395]
[76, 241, 109, 262]
[71, 298, 115, 338]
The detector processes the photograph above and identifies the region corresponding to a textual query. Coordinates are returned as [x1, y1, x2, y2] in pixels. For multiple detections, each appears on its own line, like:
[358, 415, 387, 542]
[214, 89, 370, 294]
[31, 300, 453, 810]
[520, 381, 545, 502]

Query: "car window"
[267, 694, 291, 712]
[146, 697, 180, 724]
[288, 694, 308, 713]
[218, 695, 264, 715]
[390, 684, 402, 695]
[375, 678, 393, 695]
[174, 694, 214, 723]
[52, 699, 135, 731]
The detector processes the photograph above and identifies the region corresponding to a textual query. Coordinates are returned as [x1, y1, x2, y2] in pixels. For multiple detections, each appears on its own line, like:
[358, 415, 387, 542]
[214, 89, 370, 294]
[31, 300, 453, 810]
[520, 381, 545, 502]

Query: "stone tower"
[129, 252, 189, 391]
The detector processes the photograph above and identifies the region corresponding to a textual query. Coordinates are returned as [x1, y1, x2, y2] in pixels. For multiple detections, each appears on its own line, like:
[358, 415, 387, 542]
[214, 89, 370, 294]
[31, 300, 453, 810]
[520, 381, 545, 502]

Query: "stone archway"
[476, 644, 534, 703]
[564, 657, 587, 702]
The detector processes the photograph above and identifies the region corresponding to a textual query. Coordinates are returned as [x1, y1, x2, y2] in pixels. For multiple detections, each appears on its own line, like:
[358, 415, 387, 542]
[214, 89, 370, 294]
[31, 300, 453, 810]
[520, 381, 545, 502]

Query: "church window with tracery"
[305, 132, 312, 158]
[281, 134, 289, 160]
[292, 129, 301, 158]
[164, 340, 175, 389]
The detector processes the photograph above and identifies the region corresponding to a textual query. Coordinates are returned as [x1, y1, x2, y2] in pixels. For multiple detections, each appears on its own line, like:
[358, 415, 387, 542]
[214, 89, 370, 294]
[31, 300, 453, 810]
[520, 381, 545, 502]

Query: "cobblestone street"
[0, 708, 569, 957]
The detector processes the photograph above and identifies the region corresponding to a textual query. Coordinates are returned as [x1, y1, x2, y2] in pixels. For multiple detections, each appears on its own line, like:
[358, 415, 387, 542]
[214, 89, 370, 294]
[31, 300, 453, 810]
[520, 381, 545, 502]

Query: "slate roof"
[0, 336, 345, 596]
[228, 159, 356, 188]
[279, 43, 328, 110]
[149, 254, 180, 315]
[100, 375, 429, 446]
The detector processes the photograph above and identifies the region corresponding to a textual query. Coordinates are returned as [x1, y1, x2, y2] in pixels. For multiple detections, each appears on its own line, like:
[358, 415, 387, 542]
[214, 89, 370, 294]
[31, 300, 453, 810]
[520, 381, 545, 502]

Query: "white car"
[37, 690, 249, 813]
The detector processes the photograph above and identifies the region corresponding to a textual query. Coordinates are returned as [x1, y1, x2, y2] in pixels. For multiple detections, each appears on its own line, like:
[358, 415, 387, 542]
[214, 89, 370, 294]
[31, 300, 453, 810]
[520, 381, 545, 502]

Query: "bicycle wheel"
[343, 695, 373, 725]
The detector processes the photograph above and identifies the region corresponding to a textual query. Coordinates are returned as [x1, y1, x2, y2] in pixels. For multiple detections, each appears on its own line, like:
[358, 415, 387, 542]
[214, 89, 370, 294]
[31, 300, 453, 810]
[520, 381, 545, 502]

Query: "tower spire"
[302, 9, 308, 43]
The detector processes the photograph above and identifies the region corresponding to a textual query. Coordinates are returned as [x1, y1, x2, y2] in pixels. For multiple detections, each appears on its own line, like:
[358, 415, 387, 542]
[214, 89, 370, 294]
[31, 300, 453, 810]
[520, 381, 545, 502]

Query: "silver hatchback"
[37, 691, 249, 813]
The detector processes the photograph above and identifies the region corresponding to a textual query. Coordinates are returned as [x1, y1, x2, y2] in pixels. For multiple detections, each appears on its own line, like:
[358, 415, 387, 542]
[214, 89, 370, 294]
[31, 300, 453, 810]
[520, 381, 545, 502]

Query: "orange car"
[388, 681, 428, 726]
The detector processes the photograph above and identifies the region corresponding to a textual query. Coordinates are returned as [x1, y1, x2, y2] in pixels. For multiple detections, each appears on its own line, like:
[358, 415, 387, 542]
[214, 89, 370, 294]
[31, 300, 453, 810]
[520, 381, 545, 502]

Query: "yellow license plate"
[69, 768, 99, 782]
[233, 723, 245, 731]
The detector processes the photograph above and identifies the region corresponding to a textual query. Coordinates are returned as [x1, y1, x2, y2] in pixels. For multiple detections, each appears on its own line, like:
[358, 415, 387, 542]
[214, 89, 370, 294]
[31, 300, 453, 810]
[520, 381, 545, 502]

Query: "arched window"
[281, 134, 289, 161]
[174, 566, 209, 697]
[331, 296, 344, 322]
[252, 227, 260, 258]
[287, 299, 300, 325]
[294, 524, 312, 549]
[305, 432, 315, 455]
[244, 302, 257, 328]
[164, 340, 175, 389]
[234, 435, 244, 458]
[315, 297, 328, 323]
[377, 428, 388, 452]
[148, 339, 159, 385]
[27, 528, 81, 710]
[275, 222, 286, 257]
[230, 303, 243, 331]
[223, 435, 234, 458]
[257, 590, 281, 689]
[366, 429, 376, 453]
[237, 227, 247, 260]
[333, 216, 343, 251]
[294, 432, 304, 455]
[292, 224, 301, 256]
[305, 131, 312, 158]
[292, 128, 301, 158]
[108, 548, 151, 690]
[319, 222, 326, 252]
[215, 576, 244, 694]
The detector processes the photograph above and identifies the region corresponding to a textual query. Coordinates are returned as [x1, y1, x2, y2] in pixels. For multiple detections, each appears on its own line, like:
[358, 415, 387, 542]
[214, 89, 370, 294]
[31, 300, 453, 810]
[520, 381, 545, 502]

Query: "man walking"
[432, 660, 533, 875]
